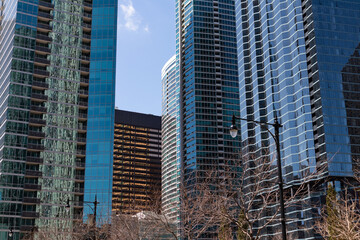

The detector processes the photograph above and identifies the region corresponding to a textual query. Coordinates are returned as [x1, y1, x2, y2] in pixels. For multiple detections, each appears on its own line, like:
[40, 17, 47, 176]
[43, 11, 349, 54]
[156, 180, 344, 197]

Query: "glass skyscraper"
[162, 0, 241, 235]
[0, 0, 117, 238]
[235, 0, 360, 238]
[83, 0, 118, 223]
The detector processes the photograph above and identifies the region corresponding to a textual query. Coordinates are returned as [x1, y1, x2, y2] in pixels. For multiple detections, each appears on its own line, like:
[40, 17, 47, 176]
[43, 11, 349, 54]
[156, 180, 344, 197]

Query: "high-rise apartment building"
[112, 109, 161, 215]
[0, 0, 117, 238]
[161, 55, 180, 221]
[162, 0, 241, 234]
[235, 0, 360, 238]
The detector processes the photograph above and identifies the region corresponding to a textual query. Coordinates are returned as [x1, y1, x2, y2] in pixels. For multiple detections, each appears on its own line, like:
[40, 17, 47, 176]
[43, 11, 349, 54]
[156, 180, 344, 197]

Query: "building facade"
[0, 0, 116, 238]
[235, 0, 360, 238]
[162, 0, 241, 235]
[112, 109, 161, 215]
[161, 55, 181, 221]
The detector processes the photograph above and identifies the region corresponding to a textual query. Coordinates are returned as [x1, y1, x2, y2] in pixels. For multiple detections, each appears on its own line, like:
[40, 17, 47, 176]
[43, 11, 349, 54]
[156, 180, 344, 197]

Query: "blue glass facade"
[236, 0, 360, 238]
[84, 0, 118, 221]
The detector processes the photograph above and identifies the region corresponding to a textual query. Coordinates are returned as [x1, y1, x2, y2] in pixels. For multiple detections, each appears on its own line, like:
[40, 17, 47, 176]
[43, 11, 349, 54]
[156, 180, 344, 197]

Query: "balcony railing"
[77, 137, 86, 143]
[24, 184, 41, 190]
[82, 44, 91, 50]
[35, 45, 51, 54]
[39, 0, 54, 9]
[26, 156, 44, 164]
[22, 211, 40, 218]
[78, 113, 87, 119]
[79, 101, 88, 107]
[27, 144, 45, 151]
[32, 81, 49, 89]
[28, 131, 45, 138]
[23, 198, 41, 204]
[83, 12, 92, 19]
[30, 105, 47, 113]
[33, 69, 50, 77]
[34, 57, 50, 65]
[31, 93, 48, 101]
[38, 11, 52, 19]
[25, 170, 43, 177]
[77, 150, 86, 155]
[29, 118, 46, 125]
[37, 23, 52, 31]
[36, 33, 52, 42]
[75, 175, 85, 181]
[80, 77, 89, 84]
[78, 125, 87, 131]
[75, 161, 86, 168]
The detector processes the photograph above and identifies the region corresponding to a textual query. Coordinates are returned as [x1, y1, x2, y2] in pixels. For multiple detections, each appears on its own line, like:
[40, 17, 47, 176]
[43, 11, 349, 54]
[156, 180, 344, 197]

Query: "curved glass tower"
[161, 55, 181, 222]
[236, 0, 360, 238]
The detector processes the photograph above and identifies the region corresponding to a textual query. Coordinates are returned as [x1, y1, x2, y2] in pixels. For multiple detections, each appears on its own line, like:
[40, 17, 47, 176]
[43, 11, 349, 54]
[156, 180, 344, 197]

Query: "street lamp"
[66, 195, 100, 227]
[230, 114, 287, 240]
[8, 226, 13, 240]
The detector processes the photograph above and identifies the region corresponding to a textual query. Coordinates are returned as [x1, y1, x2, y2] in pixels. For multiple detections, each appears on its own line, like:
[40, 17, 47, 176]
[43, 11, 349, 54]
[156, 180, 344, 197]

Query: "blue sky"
[116, 0, 175, 116]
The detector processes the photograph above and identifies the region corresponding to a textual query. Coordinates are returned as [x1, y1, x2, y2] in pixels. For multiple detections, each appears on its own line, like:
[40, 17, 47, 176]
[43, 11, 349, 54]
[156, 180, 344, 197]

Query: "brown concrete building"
[112, 109, 162, 214]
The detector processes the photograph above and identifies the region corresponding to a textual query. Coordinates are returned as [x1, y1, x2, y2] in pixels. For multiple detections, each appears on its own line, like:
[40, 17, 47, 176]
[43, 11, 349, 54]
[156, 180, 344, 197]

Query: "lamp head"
[230, 124, 238, 138]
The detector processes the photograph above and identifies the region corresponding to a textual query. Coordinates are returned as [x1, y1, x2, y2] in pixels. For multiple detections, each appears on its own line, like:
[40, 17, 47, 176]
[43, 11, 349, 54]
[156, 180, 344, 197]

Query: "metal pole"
[94, 194, 97, 227]
[274, 116, 287, 240]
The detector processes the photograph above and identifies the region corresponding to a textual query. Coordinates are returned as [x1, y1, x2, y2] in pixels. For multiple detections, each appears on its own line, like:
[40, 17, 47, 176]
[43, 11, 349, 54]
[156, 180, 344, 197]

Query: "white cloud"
[119, 0, 149, 33]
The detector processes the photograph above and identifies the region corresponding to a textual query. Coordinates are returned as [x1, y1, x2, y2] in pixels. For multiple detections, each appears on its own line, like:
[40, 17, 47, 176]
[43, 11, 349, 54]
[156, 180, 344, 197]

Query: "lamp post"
[230, 114, 287, 240]
[66, 195, 100, 227]
[8, 226, 13, 240]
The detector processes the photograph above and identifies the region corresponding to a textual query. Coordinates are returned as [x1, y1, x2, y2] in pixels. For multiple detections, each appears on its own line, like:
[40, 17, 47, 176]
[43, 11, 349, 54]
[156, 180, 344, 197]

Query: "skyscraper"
[0, 0, 117, 238]
[161, 55, 180, 221]
[235, 0, 360, 238]
[162, 0, 241, 234]
[112, 109, 161, 215]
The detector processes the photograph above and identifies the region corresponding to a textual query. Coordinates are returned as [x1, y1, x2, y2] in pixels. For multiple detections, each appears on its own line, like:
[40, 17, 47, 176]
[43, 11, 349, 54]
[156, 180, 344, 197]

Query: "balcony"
[82, 44, 91, 52]
[27, 144, 45, 151]
[83, 1, 92, 10]
[77, 137, 86, 144]
[83, 12, 92, 19]
[23, 198, 41, 204]
[76, 150, 86, 156]
[78, 89, 88, 97]
[78, 125, 87, 133]
[37, 23, 52, 31]
[25, 170, 43, 177]
[20, 225, 38, 232]
[24, 184, 41, 191]
[22, 211, 40, 218]
[39, 0, 54, 10]
[30, 105, 47, 114]
[81, 55, 90, 62]
[83, 33, 91, 40]
[26, 156, 44, 164]
[33, 69, 50, 77]
[75, 161, 86, 169]
[80, 77, 89, 85]
[80, 66, 89, 73]
[28, 131, 45, 139]
[36, 33, 51, 42]
[78, 113, 87, 120]
[34, 56, 50, 65]
[78, 101, 88, 108]
[75, 175, 85, 181]
[32, 80, 49, 89]
[31, 93, 48, 101]
[38, 11, 52, 20]
[74, 186, 84, 194]
[35, 45, 51, 54]
[29, 118, 46, 126]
